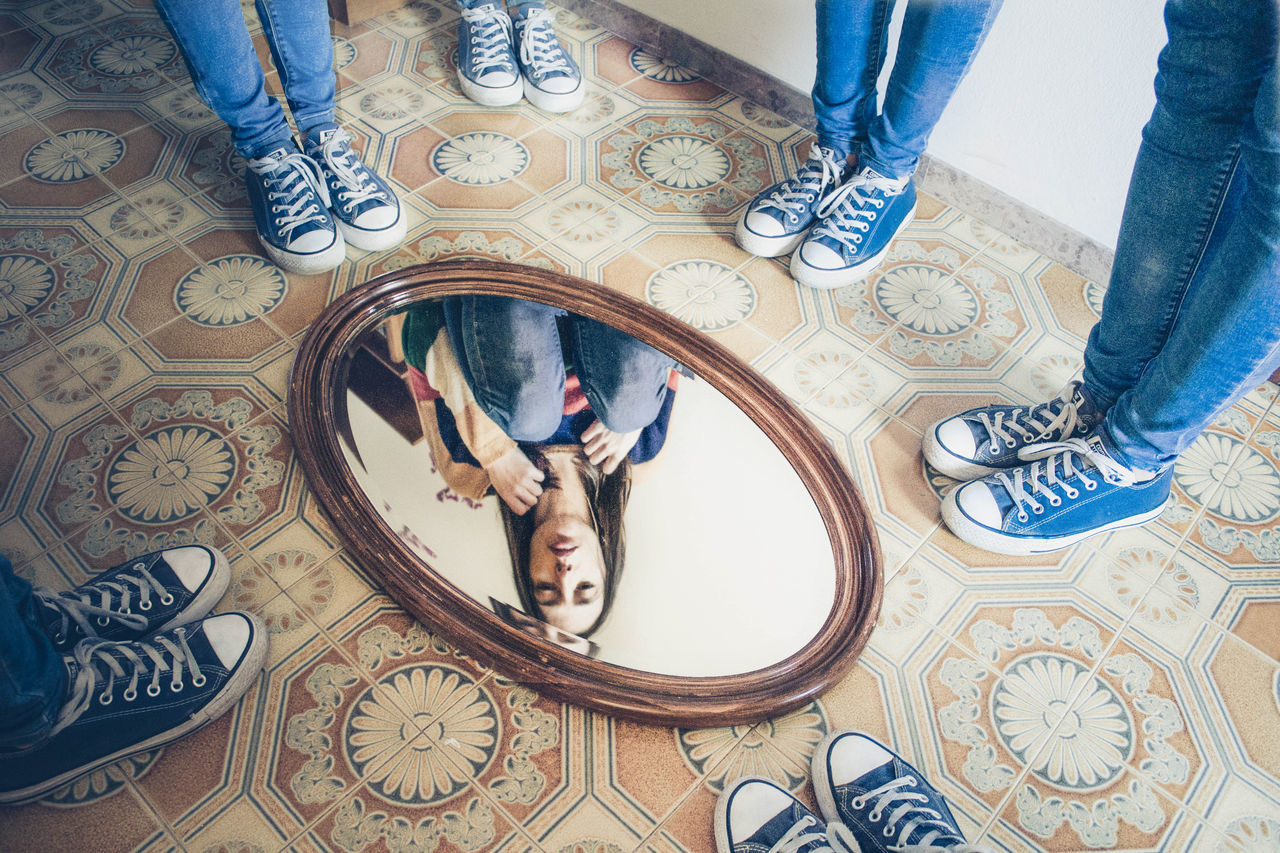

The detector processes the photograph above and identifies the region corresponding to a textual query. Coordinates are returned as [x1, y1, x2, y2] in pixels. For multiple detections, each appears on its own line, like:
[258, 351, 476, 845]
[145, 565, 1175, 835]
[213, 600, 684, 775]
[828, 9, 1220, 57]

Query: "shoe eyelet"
[1065, 488, 1079, 499]
[140, 600, 152, 611]
[176, 626, 186, 637]
[120, 607, 130, 616]
[882, 827, 893, 837]
[1032, 505, 1045, 515]
[1084, 480, 1098, 491]
[133, 562, 145, 571]
[1017, 511, 1028, 522]
[1006, 438, 1017, 448]
[853, 235, 862, 243]
[1048, 496, 1061, 506]
[171, 680, 183, 693]
[147, 684, 161, 698]
[123, 689, 137, 702]
[192, 674, 206, 687]
[96, 616, 110, 626]
[850, 797, 865, 809]
[54, 633, 65, 644]
[99, 692, 112, 706]
[160, 594, 174, 606]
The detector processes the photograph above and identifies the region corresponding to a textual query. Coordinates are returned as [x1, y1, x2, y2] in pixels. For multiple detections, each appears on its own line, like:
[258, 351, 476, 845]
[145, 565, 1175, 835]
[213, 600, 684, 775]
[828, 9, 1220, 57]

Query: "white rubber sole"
[155, 545, 232, 635]
[338, 206, 408, 252]
[0, 613, 269, 805]
[258, 231, 346, 275]
[524, 78, 584, 113]
[940, 489, 1167, 556]
[714, 776, 785, 853]
[809, 730, 845, 825]
[789, 202, 916, 290]
[733, 212, 809, 258]
[922, 426, 1002, 480]
[458, 73, 524, 107]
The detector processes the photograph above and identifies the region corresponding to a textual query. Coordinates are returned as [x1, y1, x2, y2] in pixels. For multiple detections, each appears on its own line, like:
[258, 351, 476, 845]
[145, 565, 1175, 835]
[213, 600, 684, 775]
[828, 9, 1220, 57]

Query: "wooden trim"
[290, 259, 883, 726]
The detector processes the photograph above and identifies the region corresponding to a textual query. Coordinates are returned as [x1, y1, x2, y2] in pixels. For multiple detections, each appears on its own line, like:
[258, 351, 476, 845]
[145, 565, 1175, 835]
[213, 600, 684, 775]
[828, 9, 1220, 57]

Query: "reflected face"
[528, 515, 605, 635]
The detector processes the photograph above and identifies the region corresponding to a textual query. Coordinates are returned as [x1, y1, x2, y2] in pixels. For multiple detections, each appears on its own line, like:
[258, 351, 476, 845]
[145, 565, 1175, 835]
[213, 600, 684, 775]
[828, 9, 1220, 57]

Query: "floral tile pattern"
[2, 2, 1278, 852]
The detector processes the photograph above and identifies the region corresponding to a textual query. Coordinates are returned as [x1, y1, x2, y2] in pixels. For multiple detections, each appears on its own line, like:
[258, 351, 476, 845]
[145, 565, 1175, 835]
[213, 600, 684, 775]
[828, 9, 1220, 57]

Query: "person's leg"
[254, 0, 336, 137]
[443, 295, 566, 442]
[152, 0, 294, 159]
[570, 317, 674, 434]
[812, 0, 895, 162]
[0, 555, 66, 751]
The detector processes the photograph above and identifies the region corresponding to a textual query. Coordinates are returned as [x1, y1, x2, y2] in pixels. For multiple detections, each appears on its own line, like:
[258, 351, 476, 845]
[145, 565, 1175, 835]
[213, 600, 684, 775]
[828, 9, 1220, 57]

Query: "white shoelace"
[248, 149, 331, 241]
[767, 814, 857, 853]
[52, 629, 206, 736]
[994, 436, 1137, 521]
[315, 129, 387, 213]
[516, 7, 571, 78]
[461, 3, 517, 75]
[976, 383, 1088, 453]
[851, 776, 992, 852]
[37, 562, 170, 644]
[811, 169, 906, 250]
[755, 145, 844, 224]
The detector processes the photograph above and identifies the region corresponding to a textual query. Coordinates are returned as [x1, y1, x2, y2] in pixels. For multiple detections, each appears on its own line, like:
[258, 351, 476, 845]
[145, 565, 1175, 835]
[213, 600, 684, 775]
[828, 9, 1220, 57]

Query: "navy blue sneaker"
[457, 2, 523, 106]
[735, 143, 849, 258]
[304, 125, 406, 252]
[942, 434, 1173, 555]
[35, 546, 230, 653]
[924, 382, 1101, 480]
[716, 776, 854, 853]
[245, 144, 345, 274]
[791, 167, 917, 289]
[812, 731, 987, 852]
[0, 612, 268, 805]
[513, 5, 583, 113]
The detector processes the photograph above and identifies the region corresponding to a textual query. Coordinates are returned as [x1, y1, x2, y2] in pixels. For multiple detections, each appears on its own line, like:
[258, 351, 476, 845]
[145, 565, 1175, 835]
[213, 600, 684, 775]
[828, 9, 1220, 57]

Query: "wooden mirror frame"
[290, 259, 883, 726]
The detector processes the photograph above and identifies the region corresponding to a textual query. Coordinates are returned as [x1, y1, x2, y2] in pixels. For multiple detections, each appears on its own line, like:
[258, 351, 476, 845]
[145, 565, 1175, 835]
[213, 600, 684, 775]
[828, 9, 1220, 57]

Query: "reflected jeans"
[153, 0, 335, 158]
[0, 554, 65, 751]
[443, 295, 674, 441]
[1083, 0, 1280, 473]
[813, 0, 1002, 179]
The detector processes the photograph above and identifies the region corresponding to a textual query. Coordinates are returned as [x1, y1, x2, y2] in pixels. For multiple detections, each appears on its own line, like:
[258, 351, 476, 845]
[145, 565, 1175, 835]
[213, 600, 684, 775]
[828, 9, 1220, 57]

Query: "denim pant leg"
[153, 0, 294, 158]
[570, 318, 674, 434]
[861, 0, 1003, 180]
[0, 554, 66, 750]
[1082, 0, 1279, 472]
[812, 0, 895, 161]
[443, 295, 566, 442]
[255, 0, 337, 135]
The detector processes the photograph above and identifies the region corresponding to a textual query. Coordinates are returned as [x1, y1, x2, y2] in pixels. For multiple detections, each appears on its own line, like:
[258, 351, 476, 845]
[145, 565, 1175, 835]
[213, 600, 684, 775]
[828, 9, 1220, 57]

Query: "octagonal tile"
[40, 16, 185, 99]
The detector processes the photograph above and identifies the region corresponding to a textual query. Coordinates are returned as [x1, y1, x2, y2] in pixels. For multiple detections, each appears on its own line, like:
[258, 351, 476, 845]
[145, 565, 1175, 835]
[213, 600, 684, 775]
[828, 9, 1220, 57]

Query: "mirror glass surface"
[336, 293, 835, 677]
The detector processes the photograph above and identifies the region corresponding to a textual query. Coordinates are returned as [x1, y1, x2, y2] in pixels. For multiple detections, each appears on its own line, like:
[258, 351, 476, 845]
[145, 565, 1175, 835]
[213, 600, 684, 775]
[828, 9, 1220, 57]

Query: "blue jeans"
[154, 0, 335, 158]
[0, 554, 65, 751]
[812, 0, 1002, 179]
[443, 296, 674, 441]
[1083, 0, 1280, 474]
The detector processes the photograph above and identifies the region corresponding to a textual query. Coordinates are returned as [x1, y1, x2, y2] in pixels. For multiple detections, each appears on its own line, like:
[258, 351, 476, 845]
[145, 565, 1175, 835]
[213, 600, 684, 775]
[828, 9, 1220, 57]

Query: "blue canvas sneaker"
[0, 612, 268, 805]
[716, 776, 855, 853]
[35, 546, 230, 652]
[457, 2, 523, 106]
[513, 5, 583, 113]
[245, 144, 345, 274]
[791, 167, 917, 289]
[924, 381, 1101, 480]
[812, 730, 989, 853]
[942, 433, 1173, 555]
[735, 143, 849, 258]
[304, 125, 406, 251]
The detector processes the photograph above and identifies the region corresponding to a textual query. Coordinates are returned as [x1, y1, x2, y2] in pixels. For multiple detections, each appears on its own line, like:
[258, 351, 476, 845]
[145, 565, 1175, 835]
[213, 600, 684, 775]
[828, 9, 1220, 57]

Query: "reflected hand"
[581, 418, 641, 474]
[485, 448, 544, 514]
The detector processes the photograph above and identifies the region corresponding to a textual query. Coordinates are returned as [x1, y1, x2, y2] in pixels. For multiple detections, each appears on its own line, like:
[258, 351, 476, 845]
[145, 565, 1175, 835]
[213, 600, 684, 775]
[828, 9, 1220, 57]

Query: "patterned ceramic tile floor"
[2, 1, 1280, 850]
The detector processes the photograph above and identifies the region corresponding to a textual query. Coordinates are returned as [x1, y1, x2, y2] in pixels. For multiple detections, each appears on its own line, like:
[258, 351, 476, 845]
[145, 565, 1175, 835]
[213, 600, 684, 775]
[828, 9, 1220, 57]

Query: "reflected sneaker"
[735, 142, 849, 258]
[457, 2, 523, 106]
[0, 612, 268, 805]
[245, 145, 345, 274]
[716, 776, 854, 853]
[924, 381, 1101, 480]
[304, 125, 406, 251]
[791, 166, 916, 289]
[513, 5, 583, 113]
[942, 434, 1173, 555]
[35, 546, 230, 653]
[812, 730, 988, 852]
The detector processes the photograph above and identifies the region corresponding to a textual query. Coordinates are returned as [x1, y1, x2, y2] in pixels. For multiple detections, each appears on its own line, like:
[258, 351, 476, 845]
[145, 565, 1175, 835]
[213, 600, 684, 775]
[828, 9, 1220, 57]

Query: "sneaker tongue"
[313, 128, 339, 145]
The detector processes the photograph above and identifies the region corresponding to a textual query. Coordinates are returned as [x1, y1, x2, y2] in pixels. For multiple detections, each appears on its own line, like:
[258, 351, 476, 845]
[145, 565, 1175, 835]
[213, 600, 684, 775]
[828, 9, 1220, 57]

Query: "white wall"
[616, 0, 1168, 249]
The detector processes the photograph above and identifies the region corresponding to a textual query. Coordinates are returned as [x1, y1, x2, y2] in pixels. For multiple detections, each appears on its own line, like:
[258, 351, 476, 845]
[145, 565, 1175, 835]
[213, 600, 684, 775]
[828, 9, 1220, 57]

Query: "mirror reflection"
[339, 293, 835, 677]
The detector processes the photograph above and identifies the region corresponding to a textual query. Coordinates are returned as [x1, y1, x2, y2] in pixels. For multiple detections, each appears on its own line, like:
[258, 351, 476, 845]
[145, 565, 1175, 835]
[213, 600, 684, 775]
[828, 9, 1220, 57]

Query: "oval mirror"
[290, 259, 881, 726]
